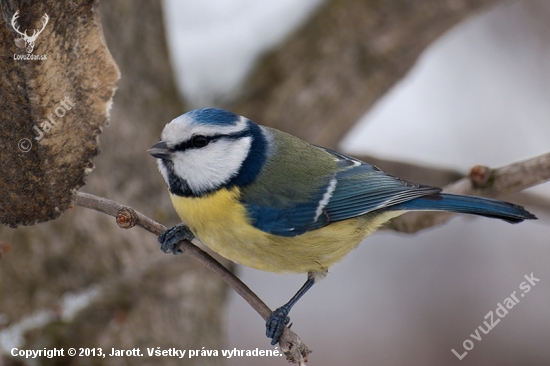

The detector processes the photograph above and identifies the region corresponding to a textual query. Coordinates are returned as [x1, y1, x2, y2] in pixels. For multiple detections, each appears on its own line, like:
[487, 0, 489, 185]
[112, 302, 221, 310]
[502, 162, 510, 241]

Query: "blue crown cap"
[186, 108, 240, 126]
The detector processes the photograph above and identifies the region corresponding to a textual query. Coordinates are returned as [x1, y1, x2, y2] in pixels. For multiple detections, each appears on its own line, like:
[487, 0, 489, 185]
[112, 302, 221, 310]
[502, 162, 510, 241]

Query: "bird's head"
[149, 108, 269, 197]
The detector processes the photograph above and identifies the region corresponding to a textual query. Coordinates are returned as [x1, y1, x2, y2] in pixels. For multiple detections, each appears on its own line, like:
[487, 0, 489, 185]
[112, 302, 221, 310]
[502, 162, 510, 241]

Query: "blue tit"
[148, 108, 536, 345]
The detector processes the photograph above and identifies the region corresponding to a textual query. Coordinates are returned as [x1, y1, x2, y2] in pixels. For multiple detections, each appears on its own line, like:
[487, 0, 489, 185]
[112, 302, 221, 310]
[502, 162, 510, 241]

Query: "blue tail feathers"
[390, 193, 537, 224]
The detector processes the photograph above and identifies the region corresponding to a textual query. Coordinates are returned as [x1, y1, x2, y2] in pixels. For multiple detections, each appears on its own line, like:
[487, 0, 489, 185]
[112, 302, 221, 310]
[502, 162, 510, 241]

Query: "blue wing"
[317, 147, 441, 221]
[242, 145, 440, 237]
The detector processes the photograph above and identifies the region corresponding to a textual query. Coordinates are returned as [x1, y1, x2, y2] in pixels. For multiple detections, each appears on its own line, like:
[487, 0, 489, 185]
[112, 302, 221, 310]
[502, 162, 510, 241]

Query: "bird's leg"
[266, 274, 316, 345]
[158, 223, 195, 255]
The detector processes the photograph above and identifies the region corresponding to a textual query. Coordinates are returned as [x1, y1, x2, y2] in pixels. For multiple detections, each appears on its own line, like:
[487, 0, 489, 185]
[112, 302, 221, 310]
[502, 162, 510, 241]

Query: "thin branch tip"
[468, 165, 491, 188]
[279, 331, 311, 364]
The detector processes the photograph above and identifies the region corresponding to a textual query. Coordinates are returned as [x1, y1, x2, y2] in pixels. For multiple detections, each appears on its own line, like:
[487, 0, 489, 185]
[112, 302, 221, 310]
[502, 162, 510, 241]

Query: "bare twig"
[74, 192, 310, 364]
[387, 152, 550, 233]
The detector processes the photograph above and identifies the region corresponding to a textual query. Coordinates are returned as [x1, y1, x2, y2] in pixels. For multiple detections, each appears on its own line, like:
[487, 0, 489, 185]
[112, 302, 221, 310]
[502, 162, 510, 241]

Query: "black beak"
[148, 141, 172, 159]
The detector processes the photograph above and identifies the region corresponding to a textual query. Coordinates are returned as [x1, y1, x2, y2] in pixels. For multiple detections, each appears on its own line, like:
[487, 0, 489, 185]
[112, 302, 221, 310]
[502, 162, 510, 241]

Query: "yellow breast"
[169, 187, 403, 273]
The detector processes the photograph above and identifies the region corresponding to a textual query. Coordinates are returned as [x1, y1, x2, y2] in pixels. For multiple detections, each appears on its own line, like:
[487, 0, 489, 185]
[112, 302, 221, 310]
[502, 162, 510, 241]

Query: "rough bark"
[0, 0, 119, 227]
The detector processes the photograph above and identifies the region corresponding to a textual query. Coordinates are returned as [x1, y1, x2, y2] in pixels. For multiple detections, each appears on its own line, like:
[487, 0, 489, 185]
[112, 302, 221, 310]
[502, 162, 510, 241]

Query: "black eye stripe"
[175, 135, 216, 151]
[174, 129, 251, 152]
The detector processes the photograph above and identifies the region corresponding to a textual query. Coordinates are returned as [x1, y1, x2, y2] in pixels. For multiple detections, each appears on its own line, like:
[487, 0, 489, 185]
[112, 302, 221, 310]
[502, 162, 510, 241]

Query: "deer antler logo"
[11, 10, 49, 54]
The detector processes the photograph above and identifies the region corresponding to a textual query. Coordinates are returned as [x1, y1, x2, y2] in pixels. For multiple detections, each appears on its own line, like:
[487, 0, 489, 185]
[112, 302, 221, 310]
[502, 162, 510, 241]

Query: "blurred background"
[1, 0, 549, 365]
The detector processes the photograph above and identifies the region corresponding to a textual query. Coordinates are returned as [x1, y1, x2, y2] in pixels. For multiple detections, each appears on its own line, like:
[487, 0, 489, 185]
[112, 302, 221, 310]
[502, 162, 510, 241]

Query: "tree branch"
[387, 152, 550, 233]
[74, 192, 310, 365]
[351, 153, 550, 216]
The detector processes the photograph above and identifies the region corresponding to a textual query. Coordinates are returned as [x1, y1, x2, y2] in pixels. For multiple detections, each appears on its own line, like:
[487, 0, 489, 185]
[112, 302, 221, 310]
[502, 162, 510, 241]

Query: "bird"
[148, 108, 537, 345]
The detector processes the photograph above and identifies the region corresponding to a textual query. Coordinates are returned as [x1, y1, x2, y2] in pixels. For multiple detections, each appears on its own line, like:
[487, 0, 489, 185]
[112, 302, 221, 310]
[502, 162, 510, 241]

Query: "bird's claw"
[266, 306, 290, 345]
[158, 224, 195, 255]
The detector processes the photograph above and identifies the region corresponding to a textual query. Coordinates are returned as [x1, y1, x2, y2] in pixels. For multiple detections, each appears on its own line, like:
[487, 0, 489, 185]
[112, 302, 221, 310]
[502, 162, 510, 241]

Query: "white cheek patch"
[171, 137, 252, 194]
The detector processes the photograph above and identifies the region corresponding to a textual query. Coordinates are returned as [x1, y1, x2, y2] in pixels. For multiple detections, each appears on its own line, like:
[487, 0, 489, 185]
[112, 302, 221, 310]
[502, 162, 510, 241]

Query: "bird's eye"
[191, 135, 209, 148]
